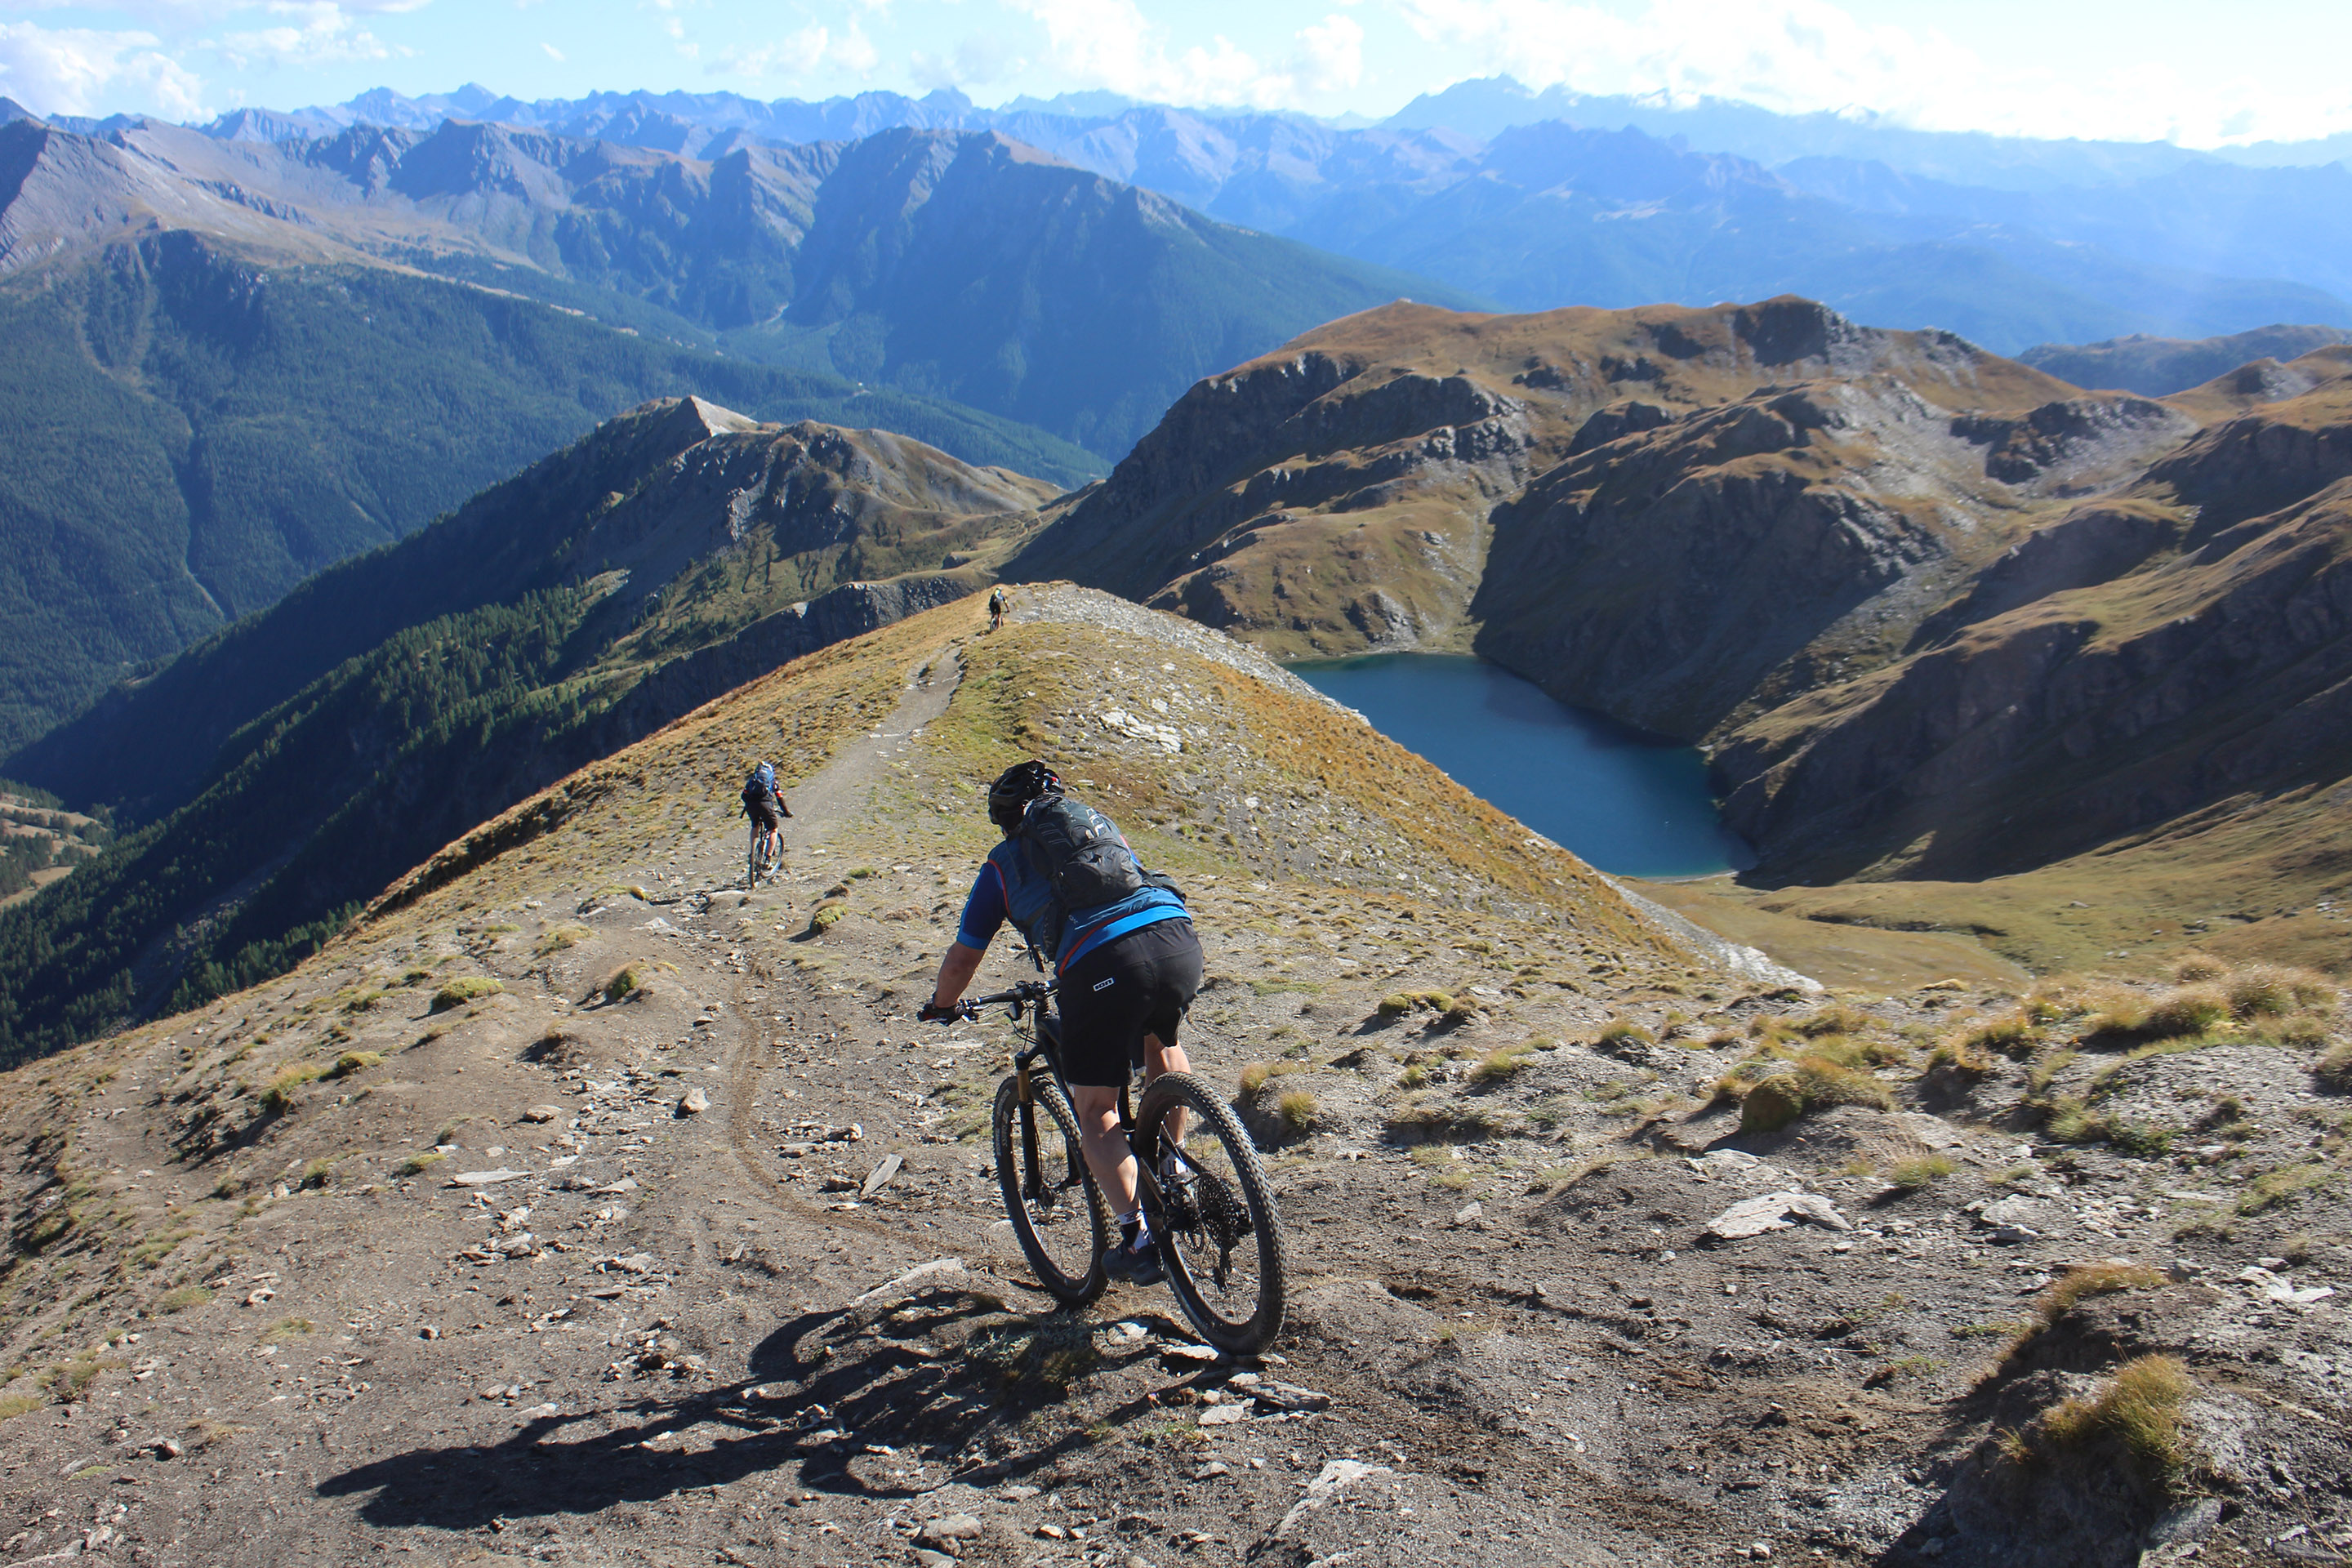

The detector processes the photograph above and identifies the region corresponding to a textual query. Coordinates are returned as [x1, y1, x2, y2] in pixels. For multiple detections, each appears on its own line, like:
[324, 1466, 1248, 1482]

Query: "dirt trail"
[0, 592, 2345, 1568]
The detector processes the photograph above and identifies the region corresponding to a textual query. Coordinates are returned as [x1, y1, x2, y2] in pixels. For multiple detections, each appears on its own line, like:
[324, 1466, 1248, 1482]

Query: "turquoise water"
[1290, 653, 1754, 879]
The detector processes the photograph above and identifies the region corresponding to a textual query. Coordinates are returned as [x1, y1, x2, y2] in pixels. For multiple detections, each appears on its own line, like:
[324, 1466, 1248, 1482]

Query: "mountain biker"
[742, 760, 790, 867]
[987, 585, 1009, 633]
[920, 760, 1200, 1285]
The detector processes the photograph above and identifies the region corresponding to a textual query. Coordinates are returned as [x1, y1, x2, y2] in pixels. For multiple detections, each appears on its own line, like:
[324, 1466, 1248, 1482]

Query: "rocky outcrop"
[1716, 468, 2352, 880]
[1473, 385, 1958, 737]
[1011, 296, 2075, 662]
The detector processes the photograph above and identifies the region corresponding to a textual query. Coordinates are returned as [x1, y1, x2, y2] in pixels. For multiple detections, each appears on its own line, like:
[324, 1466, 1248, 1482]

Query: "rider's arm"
[927, 862, 1006, 1013]
[929, 941, 985, 1012]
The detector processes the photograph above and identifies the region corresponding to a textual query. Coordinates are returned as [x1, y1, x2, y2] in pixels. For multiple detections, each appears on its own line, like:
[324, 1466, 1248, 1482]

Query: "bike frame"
[982, 981, 1165, 1235]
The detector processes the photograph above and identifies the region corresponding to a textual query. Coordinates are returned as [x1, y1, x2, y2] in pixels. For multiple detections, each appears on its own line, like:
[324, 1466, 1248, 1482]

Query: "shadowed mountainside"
[0, 397, 1049, 1060]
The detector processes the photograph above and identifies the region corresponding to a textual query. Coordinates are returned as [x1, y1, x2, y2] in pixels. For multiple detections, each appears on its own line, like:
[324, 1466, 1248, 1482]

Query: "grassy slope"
[0, 236, 1097, 755]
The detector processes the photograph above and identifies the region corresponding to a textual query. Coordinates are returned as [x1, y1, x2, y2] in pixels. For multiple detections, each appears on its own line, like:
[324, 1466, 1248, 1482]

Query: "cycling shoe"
[1102, 1236, 1166, 1287]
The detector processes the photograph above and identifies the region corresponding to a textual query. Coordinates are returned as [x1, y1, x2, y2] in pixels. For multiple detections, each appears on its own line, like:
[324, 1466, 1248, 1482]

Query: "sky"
[2, 0, 2349, 149]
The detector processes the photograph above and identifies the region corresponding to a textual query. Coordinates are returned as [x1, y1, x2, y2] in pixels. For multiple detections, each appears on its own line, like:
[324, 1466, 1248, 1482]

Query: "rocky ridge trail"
[0, 590, 2345, 1568]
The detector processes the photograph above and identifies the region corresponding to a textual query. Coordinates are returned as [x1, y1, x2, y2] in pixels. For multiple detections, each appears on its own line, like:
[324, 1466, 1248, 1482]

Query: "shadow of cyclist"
[312, 1288, 1165, 1528]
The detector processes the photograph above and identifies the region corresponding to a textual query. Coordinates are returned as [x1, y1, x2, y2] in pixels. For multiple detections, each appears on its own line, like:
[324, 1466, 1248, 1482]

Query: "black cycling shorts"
[1056, 919, 1203, 1088]
[745, 794, 782, 834]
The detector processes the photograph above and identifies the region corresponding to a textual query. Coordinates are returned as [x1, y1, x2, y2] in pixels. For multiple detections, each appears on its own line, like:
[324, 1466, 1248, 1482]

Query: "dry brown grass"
[2317, 1041, 2352, 1090]
[2035, 1355, 2197, 1479]
[2225, 963, 2337, 1018]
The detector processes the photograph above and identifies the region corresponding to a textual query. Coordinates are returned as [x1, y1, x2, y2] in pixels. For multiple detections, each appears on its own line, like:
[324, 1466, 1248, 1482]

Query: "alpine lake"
[1289, 653, 1754, 880]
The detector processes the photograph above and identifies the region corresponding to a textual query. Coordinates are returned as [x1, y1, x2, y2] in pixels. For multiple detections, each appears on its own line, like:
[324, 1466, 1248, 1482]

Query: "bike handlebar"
[925, 978, 1056, 1022]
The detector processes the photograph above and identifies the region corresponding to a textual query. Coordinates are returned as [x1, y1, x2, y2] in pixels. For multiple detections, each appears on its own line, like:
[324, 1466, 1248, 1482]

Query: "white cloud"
[540, 40, 562, 61]
[1389, 0, 2352, 147]
[1002, 0, 1367, 109]
[709, 16, 877, 82]
[0, 20, 206, 118]
[217, 2, 403, 68]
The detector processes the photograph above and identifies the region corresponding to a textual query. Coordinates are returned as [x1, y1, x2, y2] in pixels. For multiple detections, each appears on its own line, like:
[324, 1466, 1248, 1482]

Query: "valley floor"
[1, 593, 2346, 1568]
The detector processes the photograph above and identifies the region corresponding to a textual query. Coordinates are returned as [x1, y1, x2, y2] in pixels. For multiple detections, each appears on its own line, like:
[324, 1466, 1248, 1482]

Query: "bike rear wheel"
[991, 1073, 1108, 1305]
[1135, 1070, 1287, 1354]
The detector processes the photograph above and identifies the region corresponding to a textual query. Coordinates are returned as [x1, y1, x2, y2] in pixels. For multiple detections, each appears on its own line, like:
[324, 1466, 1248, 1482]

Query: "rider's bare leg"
[1071, 1031, 1190, 1218]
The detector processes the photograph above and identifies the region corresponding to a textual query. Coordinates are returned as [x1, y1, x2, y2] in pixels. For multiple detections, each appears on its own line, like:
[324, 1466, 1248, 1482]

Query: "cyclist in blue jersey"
[921, 760, 1201, 1285]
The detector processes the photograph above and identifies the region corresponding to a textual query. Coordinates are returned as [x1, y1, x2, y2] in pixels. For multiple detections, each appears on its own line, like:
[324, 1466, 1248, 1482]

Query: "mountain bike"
[946, 978, 1287, 1355]
[745, 821, 778, 890]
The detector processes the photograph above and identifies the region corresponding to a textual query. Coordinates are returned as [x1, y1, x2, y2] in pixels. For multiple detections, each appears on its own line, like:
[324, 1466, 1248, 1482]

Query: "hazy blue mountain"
[2019, 324, 2352, 395]
[7, 114, 1469, 460]
[184, 82, 2352, 354]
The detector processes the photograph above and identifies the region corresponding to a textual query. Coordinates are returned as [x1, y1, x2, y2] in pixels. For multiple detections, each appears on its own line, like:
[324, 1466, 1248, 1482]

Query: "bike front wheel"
[991, 1073, 1108, 1305]
[1135, 1070, 1287, 1355]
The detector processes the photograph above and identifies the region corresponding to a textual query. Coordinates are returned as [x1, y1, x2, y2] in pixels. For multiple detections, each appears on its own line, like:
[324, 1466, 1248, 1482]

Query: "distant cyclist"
[742, 760, 791, 866]
[920, 761, 1200, 1285]
[987, 585, 1009, 633]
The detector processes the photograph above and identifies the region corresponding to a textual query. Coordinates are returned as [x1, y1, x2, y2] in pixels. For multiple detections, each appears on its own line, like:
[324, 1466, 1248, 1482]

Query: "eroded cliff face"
[1713, 371, 2352, 884]
[1008, 295, 2072, 659]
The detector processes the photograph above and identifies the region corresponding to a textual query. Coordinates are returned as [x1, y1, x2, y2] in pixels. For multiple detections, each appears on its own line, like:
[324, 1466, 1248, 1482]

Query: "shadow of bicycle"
[314, 1287, 1169, 1529]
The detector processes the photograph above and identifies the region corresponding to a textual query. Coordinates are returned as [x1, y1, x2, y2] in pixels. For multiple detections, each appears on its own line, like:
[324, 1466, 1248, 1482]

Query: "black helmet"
[987, 760, 1058, 834]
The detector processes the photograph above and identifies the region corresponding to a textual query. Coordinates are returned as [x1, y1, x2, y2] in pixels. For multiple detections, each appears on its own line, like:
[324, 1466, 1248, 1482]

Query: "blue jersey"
[956, 826, 1187, 973]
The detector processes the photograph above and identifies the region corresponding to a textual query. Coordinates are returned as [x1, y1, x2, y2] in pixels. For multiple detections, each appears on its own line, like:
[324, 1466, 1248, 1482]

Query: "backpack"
[744, 762, 776, 800]
[1015, 791, 1145, 912]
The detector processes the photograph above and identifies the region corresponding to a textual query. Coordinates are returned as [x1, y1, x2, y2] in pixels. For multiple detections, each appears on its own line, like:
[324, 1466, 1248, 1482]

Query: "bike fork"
[1016, 1062, 1044, 1201]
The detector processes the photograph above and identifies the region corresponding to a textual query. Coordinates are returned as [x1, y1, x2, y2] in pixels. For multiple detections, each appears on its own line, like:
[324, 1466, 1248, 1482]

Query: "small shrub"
[1926, 1038, 1992, 1076]
[2316, 1041, 2352, 1090]
[1886, 1155, 1956, 1189]
[2083, 989, 2151, 1037]
[2141, 985, 2230, 1040]
[297, 1157, 336, 1189]
[429, 977, 503, 1013]
[1276, 1089, 1320, 1133]
[1739, 1077, 1805, 1133]
[808, 900, 849, 933]
[600, 965, 645, 1003]
[1238, 1060, 1303, 1098]
[1958, 1009, 2038, 1060]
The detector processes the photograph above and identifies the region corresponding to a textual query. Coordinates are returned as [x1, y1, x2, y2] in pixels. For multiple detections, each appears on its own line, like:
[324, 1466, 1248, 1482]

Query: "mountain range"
[118, 79, 2352, 353]
[0, 109, 1463, 747]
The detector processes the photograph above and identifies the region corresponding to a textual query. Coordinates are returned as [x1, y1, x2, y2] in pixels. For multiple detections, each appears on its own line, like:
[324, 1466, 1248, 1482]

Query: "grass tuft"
[2034, 1355, 2197, 1481]
[2317, 1041, 2352, 1091]
[429, 977, 504, 1013]
[1469, 1044, 1536, 1084]
[2238, 1162, 2332, 1214]
[396, 1151, 448, 1178]
[1886, 1154, 1955, 1189]
[1275, 1089, 1321, 1134]
[155, 1285, 212, 1314]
